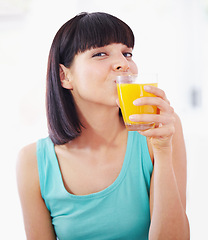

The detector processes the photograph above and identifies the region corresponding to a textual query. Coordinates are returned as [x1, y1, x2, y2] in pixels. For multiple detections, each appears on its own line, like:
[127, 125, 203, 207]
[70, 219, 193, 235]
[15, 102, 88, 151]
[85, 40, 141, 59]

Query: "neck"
[69, 105, 127, 150]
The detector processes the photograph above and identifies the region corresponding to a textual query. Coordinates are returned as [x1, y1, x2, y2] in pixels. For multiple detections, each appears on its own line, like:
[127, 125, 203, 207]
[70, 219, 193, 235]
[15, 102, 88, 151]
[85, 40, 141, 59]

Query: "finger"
[116, 98, 120, 108]
[129, 113, 175, 126]
[138, 124, 175, 138]
[143, 85, 170, 104]
[133, 97, 174, 114]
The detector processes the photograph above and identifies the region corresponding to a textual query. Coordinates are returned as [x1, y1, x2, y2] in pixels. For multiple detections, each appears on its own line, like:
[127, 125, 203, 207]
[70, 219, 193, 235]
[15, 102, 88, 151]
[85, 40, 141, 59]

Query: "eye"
[123, 52, 133, 58]
[92, 52, 107, 57]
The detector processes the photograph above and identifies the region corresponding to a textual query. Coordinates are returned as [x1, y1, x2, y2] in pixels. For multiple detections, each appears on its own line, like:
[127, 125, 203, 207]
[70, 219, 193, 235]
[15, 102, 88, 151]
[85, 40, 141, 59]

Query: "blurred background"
[0, 0, 208, 239]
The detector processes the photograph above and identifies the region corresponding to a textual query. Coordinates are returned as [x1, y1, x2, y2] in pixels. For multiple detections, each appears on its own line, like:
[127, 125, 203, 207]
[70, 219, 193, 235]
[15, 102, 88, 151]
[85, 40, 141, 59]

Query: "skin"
[16, 43, 190, 239]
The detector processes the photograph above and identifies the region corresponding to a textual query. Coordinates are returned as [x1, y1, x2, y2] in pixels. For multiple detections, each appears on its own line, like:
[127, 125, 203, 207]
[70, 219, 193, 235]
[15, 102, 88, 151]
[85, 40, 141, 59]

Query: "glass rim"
[116, 73, 158, 84]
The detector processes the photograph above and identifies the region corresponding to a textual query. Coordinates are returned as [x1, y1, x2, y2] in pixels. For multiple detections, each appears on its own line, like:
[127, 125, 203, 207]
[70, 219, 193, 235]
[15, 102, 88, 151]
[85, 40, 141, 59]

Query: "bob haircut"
[46, 12, 135, 145]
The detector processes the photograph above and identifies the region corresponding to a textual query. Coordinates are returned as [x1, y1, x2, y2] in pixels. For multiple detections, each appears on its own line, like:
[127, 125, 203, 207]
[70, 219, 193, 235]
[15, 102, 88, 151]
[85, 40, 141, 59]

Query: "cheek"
[80, 65, 105, 86]
[72, 67, 100, 96]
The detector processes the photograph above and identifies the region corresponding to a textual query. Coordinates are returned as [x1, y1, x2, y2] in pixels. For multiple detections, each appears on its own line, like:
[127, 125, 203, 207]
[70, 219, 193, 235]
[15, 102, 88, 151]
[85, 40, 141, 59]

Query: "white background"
[0, 0, 208, 239]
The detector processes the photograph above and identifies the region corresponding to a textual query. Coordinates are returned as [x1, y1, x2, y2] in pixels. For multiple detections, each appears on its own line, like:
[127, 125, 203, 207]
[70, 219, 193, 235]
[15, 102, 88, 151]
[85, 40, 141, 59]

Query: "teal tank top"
[37, 131, 153, 240]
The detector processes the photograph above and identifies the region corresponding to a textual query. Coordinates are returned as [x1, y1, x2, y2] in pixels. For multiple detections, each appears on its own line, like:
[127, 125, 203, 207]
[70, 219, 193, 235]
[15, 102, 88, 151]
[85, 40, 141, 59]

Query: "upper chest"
[54, 144, 127, 196]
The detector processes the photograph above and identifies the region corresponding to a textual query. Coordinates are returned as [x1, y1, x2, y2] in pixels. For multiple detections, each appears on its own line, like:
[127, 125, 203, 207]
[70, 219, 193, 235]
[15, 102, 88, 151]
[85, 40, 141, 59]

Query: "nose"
[113, 55, 130, 72]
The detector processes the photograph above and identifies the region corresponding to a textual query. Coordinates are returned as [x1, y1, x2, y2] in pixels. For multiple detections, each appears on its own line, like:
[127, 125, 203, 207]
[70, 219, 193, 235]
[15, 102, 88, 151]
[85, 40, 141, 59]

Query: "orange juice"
[117, 83, 158, 131]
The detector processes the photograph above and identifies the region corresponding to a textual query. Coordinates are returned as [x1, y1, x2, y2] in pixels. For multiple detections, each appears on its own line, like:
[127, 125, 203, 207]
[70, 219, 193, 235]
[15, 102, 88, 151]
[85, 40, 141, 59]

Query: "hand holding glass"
[116, 74, 158, 131]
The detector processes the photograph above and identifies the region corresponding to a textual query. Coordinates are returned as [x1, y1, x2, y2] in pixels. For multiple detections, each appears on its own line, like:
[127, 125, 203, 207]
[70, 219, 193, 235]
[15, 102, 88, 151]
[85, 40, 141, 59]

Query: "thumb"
[116, 98, 120, 108]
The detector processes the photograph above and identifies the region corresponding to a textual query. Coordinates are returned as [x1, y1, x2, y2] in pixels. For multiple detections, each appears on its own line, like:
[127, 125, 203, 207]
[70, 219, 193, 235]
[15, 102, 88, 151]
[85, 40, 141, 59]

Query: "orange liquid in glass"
[117, 83, 158, 130]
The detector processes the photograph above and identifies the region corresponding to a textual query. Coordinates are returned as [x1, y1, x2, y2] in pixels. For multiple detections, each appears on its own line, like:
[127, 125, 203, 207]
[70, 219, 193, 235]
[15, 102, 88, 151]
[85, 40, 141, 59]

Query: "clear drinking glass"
[116, 73, 158, 131]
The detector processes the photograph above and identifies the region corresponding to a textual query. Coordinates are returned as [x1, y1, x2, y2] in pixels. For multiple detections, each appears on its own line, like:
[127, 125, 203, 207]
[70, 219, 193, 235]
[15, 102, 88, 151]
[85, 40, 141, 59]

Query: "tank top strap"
[128, 131, 153, 194]
[36, 137, 64, 211]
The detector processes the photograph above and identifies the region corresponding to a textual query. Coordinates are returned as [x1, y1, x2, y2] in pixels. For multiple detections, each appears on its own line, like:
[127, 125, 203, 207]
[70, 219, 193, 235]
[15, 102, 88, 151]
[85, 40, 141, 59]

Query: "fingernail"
[144, 85, 151, 91]
[129, 115, 136, 121]
[133, 99, 141, 105]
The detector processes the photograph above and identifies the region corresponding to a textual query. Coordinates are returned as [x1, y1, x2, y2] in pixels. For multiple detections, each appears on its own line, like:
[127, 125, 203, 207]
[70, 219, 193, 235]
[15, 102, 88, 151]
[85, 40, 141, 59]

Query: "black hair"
[46, 12, 135, 145]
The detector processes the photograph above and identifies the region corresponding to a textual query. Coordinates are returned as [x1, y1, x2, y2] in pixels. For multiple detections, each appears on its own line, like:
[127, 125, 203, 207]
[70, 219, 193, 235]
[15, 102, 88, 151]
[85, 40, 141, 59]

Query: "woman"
[16, 12, 190, 239]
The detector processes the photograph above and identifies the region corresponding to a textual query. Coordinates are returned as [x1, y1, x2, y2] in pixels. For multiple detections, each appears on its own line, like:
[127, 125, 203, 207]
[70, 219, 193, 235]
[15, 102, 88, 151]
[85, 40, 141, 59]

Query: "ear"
[59, 64, 73, 90]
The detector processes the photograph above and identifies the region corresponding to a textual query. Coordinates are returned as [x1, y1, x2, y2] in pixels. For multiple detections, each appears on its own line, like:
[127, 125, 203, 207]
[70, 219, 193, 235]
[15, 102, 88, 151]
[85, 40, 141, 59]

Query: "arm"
[131, 87, 190, 239]
[148, 114, 189, 239]
[16, 144, 56, 240]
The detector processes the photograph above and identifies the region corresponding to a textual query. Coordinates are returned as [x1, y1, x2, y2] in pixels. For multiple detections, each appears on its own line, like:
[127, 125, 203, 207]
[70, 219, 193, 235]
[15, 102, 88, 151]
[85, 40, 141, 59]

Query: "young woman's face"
[65, 43, 138, 108]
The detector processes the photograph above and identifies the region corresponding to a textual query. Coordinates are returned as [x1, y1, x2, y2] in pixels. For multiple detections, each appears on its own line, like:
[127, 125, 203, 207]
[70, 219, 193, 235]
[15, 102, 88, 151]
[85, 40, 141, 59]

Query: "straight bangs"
[74, 12, 135, 53]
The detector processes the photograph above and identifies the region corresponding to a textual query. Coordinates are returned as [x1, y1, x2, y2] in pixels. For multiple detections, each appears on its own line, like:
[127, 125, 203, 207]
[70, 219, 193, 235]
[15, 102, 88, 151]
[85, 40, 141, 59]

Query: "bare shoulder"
[172, 112, 187, 209]
[16, 142, 57, 239]
[16, 142, 40, 195]
[18, 142, 37, 161]
[173, 112, 185, 141]
[172, 112, 187, 162]
[17, 142, 38, 176]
